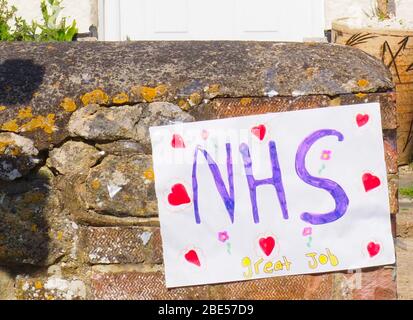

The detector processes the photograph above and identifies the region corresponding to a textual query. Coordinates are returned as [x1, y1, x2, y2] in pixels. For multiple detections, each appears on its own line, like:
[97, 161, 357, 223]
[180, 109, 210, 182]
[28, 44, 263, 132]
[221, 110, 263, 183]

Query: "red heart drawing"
[367, 241, 380, 257]
[362, 173, 381, 192]
[259, 236, 275, 256]
[171, 134, 186, 148]
[185, 249, 201, 266]
[251, 124, 266, 141]
[356, 114, 369, 127]
[168, 183, 191, 206]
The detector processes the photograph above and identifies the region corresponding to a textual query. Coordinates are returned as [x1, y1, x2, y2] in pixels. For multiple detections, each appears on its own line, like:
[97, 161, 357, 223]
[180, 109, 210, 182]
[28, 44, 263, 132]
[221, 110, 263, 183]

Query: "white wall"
[395, 0, 413, 23]
[325, 0, 413, 29]
[325, 0, 372, 29]
[8, 0, 97, 33]
[6, 0, 413, 37]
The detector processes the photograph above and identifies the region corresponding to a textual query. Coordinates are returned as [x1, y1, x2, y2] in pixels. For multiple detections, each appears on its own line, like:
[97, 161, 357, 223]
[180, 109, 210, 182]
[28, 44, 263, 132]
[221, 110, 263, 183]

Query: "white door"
[99, 0, 325, 41]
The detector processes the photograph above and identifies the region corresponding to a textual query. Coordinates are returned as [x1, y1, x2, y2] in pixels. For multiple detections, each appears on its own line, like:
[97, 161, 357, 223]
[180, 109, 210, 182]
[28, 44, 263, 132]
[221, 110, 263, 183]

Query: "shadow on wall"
[0, 59, 45, 106]
[0, 59, 50, 278]
[0, 174, 51, 271]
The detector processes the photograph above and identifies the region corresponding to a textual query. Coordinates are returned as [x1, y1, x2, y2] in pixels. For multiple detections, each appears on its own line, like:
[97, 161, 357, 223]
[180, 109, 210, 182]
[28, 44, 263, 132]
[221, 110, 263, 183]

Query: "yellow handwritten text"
[305, 248, 339, 269]
[241, 256, 292, 279]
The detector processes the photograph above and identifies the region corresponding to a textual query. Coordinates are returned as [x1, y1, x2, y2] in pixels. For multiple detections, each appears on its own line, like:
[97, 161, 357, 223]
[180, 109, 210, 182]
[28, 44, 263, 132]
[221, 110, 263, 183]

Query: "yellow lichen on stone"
[34, 281, 43, 290]
[357, 79, 369, 88]
[31, 224, 38, 233]
[61, 97, 77, 112]
[81, 89, 109, 106]
[17, 107, 33, 120]
[205, 84, 220, 95]
[136, 208, 146, 215]
[1, 119, 19, 132]
[0, 140, 20, 156]
[122, 194, 132, 201]
[56, 231, 63, 241]
[155, 84, 168, 96]
[112, 92, 129, 105]
[138, 85, 168, 102]
[91, 179, 101, 190]
[143, 168, 155, 181]
[355, 93, 367, 99]
[189, 92, 202, 106]
[329, 97, 341, 106]
[177, 99, 191, 111]
[178, 99, 186, 107]
[140, 87, 157, 102]
[240, 98, 252, 106]
[0, 141, 9, 154]
[20, 114, 56, 134]
[0, 106, 6, 111]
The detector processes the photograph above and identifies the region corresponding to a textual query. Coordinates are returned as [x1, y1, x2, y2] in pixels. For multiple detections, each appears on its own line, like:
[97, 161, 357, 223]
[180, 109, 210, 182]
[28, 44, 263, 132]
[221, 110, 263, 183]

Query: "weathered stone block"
[80, 154, 157, 217]
[78, 226, 162, 264]
[68, 102, 194, 152]
[16, 275, 86, 300]
[0, 132, 40, 181]
[47, 140, 103, 175]
[0, 171, 75, 266]
[68, 104, 143, 142]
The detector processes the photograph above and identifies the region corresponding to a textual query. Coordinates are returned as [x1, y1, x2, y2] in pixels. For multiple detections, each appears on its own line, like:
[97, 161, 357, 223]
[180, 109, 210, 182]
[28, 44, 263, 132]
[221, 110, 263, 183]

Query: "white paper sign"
[150, 103, 395, 288]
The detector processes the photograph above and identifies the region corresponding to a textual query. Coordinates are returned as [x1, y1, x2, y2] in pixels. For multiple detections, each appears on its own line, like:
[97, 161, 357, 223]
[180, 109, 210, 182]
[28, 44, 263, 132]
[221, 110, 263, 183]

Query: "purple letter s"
[295, 129, 349, 225]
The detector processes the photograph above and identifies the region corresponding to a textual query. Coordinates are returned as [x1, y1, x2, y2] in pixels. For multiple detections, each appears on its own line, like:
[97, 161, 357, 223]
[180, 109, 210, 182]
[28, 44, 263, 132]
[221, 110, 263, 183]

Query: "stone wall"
[0, 42, 398, 300]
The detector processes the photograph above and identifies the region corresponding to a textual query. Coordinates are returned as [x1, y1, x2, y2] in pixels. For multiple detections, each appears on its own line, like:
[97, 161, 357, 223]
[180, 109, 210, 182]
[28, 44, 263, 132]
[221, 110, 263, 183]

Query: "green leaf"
[0, 0, 77, 42]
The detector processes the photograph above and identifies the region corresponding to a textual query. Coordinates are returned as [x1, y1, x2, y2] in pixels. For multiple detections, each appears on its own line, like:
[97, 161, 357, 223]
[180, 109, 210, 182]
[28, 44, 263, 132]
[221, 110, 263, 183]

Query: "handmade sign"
[149, 103, 395, 288]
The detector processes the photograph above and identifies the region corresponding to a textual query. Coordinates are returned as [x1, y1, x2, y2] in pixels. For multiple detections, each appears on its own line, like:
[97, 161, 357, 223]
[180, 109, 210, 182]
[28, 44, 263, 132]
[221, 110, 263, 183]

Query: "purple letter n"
[192, 144, 235, 224]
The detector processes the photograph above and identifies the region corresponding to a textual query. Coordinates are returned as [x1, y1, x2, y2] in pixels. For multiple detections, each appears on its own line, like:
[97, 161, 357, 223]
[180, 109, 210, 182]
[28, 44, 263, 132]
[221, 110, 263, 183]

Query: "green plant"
[364, 0, 393, 21]
[375, 0, 390, 21]
[0, 0, 77, 42]
[400, 187, 413, 198]
[0, 0, 26, 40]
[37, 0, 77, 41]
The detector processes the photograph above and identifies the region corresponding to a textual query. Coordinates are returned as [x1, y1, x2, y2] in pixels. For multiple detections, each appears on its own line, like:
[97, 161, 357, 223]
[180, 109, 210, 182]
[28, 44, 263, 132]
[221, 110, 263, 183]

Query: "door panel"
[102, 0, 325, 41]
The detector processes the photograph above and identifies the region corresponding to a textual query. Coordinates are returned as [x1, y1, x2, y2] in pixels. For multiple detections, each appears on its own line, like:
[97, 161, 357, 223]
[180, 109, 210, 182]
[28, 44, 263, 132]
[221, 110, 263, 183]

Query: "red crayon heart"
[362, 173, 381, 192]
[259, 236, 275, 256]
[168, 183, 191, 206]
[171, 134, 186, 148]
[367, 241, 380, 257]
[185, 250, 201, 266]
[356, 114, 369, 127]
[251, 124, 266, 141]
